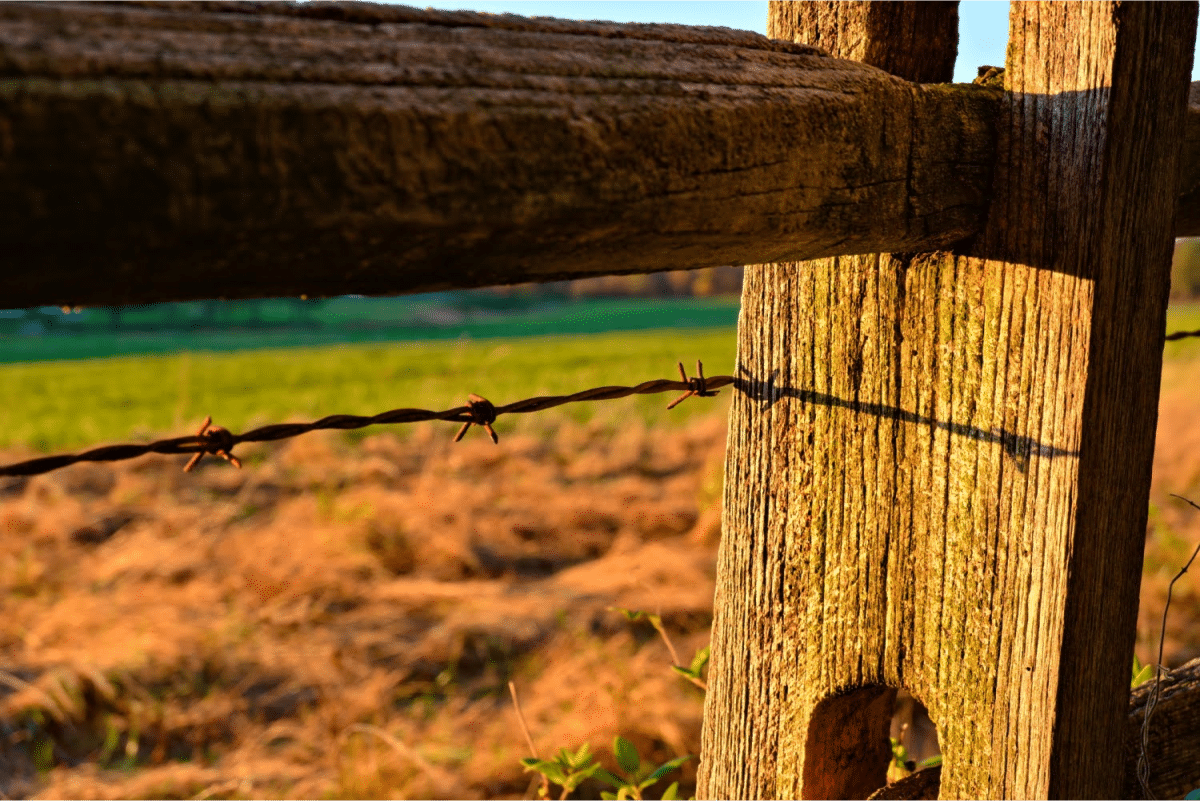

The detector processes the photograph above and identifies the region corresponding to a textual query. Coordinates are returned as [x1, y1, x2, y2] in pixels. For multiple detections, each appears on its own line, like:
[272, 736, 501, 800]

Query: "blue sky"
[417, 1, 1197, 84]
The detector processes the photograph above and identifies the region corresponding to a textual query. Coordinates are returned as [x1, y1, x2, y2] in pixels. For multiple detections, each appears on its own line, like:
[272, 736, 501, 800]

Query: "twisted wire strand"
[0, 365, 733, 478]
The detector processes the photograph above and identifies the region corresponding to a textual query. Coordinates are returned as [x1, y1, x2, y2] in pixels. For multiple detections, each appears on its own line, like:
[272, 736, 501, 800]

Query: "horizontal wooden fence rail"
[0, 0, 998, 307]
[2, 0, 1003, 309]
[2, 1, 1199, 308]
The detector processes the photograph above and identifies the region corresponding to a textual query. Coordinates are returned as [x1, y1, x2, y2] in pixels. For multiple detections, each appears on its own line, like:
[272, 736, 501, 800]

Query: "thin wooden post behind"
[699, 2, 1196, 799]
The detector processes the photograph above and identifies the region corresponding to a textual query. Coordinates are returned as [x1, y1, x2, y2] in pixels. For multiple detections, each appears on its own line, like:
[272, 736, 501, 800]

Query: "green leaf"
[661, 781, 680, 800]
[522, 757, 569, 784]
[539, 763, 569, 785]
[688, 646, 710, 675]
[671, 665, 697, 680]
[615, 736, 641, 775]
[647, 755, 692, 783]
[593, 768, 624, 789]
[567, 742, 594, 769]
[1132, 662, 1156, 688]
[610, 607, 645, 622]
[1183, 789, 1200, 800]
[916, 755, 943, 770]
[565, 762, 603, 790]
[601, 793, 619, 800]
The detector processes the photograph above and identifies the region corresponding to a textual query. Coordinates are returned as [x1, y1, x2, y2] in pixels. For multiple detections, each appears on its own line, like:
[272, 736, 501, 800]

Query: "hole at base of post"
[802, 686, 941, 800]
[891, 690, 942, 774]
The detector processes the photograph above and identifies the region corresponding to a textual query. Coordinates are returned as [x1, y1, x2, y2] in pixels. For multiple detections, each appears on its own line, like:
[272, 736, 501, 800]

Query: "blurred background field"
[0, 328, 738, 453]
[0, 268, 744, 366]
[0, 269, 743, 800]
[0, 297, 740, 367]
[1, 258, 1200, 799]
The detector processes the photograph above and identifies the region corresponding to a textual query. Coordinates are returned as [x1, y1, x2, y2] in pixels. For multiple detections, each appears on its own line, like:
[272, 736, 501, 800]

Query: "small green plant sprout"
[671, 645, 709, 690]
[1132, 654, 1156, 688]
[887, 736, 913, 783]
[887, 735, 942, 784]
[521, 743, 605, 800]
[593, 735, 690, 801]
[1184, 788, 1200, 800]
[610, 607, 709, 691]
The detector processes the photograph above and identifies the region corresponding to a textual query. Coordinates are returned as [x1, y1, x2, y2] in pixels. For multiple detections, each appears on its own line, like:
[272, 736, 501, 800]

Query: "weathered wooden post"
[699, 2, 1196, 799]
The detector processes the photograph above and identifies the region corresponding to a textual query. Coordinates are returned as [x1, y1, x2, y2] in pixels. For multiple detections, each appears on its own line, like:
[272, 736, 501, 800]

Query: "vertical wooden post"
[698, 2, 1196, 799]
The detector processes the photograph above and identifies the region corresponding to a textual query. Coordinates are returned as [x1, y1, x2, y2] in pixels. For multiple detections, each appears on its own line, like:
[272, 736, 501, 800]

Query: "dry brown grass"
[0, 411, 726, 800]
[1, 370, 1198, 800]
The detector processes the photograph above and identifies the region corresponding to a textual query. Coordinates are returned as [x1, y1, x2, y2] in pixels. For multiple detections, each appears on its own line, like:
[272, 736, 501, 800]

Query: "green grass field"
[4, 302, 1199, 454]
[1164, 303, 1200, 352]
[0, 328, 739, 451]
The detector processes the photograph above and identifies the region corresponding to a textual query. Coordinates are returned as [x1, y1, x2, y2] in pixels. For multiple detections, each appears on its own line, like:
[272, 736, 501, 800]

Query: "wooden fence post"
[698, 2, 1197, 799]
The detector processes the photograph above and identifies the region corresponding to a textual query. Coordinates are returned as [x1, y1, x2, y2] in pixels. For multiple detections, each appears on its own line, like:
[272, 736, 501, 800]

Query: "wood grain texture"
[1124, 657, 1200, 799]
[0, 1, 997, 307]
[867, 766, 942, 801]
[771, 1, 958, 84]
[5, 1, 1200, 308]
[1174, 83, 1200, 236]
[698, 4, 960, 799]
[869, 656, 1200, 800]
[699, 2, 1195, 799]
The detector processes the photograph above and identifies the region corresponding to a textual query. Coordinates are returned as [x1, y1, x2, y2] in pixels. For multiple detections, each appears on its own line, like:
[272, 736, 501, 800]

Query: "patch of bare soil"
[0, 416, 726, 799]
[1, 378, 1199, 801]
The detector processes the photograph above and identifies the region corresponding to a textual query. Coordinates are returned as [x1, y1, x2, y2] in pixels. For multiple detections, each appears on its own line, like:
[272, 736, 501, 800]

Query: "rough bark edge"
[866, 658, 1200, 800]
[1124, 657, 1200, 800]
[1175, 82, 1200, 236]
[102, 0, 827, 52]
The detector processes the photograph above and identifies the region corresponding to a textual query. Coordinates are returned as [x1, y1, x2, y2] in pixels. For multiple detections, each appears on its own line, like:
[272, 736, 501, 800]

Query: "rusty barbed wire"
[0, 361, 733, 479]
[6, 321, 1200, 481]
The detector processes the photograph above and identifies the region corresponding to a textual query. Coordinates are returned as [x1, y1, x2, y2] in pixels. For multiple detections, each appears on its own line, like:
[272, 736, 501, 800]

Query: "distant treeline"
[533, 265, 744, 298]
[0, 266, 745, 337]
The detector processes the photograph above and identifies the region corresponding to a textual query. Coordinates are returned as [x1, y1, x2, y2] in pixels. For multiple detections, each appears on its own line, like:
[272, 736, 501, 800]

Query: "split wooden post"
[699, 2, 1196, 799]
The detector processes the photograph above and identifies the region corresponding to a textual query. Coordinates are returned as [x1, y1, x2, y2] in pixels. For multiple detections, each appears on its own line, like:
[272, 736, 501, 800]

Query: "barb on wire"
[0, 361, 733, 479]
[667, 360, 719, 410]
[1137, 493, 1200, 800]
[183, 415, 240, 472]
[454, 394, 499, 444]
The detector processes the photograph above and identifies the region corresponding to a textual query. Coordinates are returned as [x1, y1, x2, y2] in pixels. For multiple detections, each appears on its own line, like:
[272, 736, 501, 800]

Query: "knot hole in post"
[803, 685, 941, 800]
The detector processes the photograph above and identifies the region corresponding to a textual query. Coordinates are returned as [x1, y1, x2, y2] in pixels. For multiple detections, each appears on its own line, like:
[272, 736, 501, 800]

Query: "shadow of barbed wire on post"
[732, 365, 1077, 472]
